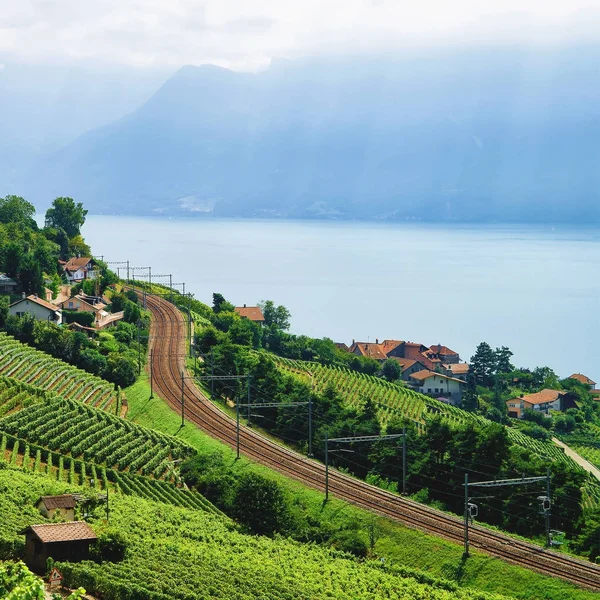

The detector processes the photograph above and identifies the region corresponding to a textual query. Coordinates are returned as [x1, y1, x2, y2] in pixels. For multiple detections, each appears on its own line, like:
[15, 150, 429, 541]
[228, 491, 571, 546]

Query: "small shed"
[21, 522, 97, 574]
[37, 494, 76, 521]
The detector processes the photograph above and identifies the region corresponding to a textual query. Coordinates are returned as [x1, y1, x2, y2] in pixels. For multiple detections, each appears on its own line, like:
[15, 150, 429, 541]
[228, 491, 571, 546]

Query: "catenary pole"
[236, 399, 240, 459]
[463, 472, 469, 558]
[402, 425, 407, 495]
[308, 395, 313, 457]
[181, 371, 185, 427]
[546, 468, 551, 547]
[325, 431, 329, 501]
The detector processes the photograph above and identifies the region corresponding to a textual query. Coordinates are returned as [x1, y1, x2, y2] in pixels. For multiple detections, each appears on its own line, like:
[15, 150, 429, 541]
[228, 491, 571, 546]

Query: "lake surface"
[84, 216, 600, 383]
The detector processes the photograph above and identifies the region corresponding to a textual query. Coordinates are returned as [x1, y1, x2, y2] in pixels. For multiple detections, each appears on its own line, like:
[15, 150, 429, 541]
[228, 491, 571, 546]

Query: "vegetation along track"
[147, 293, 600, 591]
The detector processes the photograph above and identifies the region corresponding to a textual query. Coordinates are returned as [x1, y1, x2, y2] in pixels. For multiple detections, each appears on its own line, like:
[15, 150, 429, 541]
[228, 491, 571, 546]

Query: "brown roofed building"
[21, 522, 97, 573]
[334, 342, 349, 352]
[380, 339, 404, 354]
[348, 340, 388, 362]
[445, 362, 470, 381]
[568, 373, 597, 389]
[63, 257, 98, 283]
[234, 304, 265, 324]
[37, 495, 76, 521]
[506, 389, 566, 419]
[429, 344, 460, 364]
[8, 295, 63, 325]
[391, 358, 428, 381]
[409, 369, 466, 405]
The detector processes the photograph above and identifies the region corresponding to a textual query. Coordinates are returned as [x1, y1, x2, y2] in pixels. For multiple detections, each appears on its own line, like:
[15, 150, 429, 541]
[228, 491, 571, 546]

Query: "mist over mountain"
[15, 47, 600, 222]
[0, 64, 170, 192]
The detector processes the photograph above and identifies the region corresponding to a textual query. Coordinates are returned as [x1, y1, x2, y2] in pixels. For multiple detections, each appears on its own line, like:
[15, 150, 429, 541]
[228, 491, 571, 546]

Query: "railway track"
[147, 293, 600, 591]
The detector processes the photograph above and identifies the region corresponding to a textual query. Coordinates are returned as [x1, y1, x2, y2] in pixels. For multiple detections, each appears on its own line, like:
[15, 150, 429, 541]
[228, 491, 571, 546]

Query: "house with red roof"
[348, 340, 388, 362]
[62, 257, 99, 283]
[9, 294, 62, 325]
[234, 305, 265, 324]
[409, 369, 466, 405]
[568, 373, 596, 390]
[429, 344, 460, 364]
[506, 389, 566, 419]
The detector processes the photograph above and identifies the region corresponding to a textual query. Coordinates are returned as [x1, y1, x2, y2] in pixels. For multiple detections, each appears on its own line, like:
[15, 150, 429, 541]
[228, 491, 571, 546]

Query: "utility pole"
[463, 472, 469, 558]
[137, 323, 141, 375]
[236, 398, 240, 459]
[402, 425, 407, 495]
[180, 371, 185, 427]
[247, 376, 251, 425]
[169, 274, 173, 301]
[325, 430, 329, 501]
[126, 260, 130, 284]
[308, 395, 313, 457]
[210, 349, 214, 397]
[545, 468, 551, 548]
[149, 348, 154, 399]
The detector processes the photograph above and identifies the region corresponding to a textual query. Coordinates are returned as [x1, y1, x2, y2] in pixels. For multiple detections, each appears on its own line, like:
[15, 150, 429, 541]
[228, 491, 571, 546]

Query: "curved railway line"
[147, 293, 600, 591]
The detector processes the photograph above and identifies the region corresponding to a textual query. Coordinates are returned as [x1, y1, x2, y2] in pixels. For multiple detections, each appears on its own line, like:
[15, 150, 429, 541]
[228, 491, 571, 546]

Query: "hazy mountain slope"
[0, 63, 170, 195]
[23, 48, 600, 221]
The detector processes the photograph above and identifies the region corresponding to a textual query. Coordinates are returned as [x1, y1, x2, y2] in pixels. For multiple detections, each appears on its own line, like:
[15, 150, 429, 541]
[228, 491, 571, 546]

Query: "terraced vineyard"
[0, 332, 118, 412]
[0, 395, 194, 480]
[275, 357, 579, 468]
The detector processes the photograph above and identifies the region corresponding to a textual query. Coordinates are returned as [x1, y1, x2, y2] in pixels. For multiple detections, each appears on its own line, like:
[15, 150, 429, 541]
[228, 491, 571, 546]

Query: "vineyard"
[275, 357, 580, 469]
[54, 492, 512, 600]
[0, 332, 119, 412]
[0, 395, 194, 479]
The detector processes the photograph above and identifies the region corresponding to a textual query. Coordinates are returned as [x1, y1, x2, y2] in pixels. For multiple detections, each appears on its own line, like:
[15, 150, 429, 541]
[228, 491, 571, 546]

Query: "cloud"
[0, 0, 599, 70]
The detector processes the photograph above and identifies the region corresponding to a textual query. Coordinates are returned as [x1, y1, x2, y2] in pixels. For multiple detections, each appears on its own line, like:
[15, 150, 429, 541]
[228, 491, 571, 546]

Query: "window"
[68, 301, 74, 308]
[434, 388, 439, 393]
[427, 388, 432, 393]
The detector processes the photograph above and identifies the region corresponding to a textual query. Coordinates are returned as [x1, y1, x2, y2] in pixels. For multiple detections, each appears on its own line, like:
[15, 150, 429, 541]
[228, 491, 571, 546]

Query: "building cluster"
[339, 338, 469, 405]
[21, 494, 100, 574]
[3, 257, 124, 334]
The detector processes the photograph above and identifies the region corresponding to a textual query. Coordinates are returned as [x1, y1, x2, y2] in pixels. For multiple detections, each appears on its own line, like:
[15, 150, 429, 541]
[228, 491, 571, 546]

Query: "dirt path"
[552, 437, 600, 481]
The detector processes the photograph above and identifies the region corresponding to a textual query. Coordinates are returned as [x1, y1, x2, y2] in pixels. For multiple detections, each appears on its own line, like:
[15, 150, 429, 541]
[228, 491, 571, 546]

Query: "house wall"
[37, 504, 75, 521]
[401, 362, 426, 381]
[9, 301, 62, 325]
[61, 298, 99, 315]
[417, 374, 463, 404]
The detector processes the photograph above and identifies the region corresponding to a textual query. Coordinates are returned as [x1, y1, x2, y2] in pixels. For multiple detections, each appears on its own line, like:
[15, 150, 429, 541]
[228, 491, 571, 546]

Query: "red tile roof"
[447, 363, 470, 375]
[234, 306, 265, 322]
[430, 344, 459, 356]
[10, 295, 62, 313]
[348, 342, 388, 361]
[22, 522, 97, 543]
[409, 369, 465, 384]
[508, 389, 565, 406]
[38, 495, 76, 510]
[569, 373, 596, 386]
[381, 339, 404, 354]
[64, 257, 93, 272]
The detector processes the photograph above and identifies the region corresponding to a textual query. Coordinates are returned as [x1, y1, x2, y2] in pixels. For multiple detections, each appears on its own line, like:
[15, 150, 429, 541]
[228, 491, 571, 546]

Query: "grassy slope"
[125, 375, 597, 600]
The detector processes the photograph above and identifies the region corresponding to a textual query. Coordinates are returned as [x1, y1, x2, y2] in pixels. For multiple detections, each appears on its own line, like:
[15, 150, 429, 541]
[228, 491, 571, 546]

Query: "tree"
[381, 358, 402, 382]
[212, 293, 234, 314]
[260, 300, 291, 330]
[105, 354, 137, 388]
[231, 472, 291, 536]
[0, 195, 37, 227]
[18, 253, 43, 295]
[494, 346, 514, 374]
[461, 371, 478, 411]
[470, 342, 496, 387]
[45, 197, 88, 238]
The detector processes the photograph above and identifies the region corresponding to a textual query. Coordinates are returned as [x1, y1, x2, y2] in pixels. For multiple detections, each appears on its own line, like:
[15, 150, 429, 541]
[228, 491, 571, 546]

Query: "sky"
[1, 0, 599, 71]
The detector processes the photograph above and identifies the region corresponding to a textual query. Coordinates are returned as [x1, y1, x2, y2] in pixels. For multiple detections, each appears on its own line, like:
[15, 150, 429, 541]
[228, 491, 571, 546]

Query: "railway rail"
[146, 293, 600, 591]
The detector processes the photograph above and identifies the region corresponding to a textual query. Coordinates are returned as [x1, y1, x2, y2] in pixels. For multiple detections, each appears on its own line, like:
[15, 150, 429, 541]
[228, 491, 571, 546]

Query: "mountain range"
[8, 47, 600, 222]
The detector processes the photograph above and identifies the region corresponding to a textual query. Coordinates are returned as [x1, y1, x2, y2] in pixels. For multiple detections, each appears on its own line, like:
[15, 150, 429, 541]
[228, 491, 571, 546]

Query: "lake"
[84, 216, 600, 382]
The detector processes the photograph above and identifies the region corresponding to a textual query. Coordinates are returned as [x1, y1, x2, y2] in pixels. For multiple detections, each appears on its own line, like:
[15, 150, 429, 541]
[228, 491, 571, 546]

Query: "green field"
[0, 332, 118, 411]
[125, 375, 598, 600]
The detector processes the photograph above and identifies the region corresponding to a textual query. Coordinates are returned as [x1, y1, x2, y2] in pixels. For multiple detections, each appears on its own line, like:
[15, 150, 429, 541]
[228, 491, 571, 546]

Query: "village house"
[385, 341, 443, 371]
[36, 495, 76, 521]
[568, 373, 596, 390]
[234, 304, 265, 324]
[348, 339, 388, 362]
[9, 294, 63, 325]
[0, 273, 18, 294]
[62, 257, 98, 283]
[445, 362, 470, 381]
[409, 369, 466, 404]
[59, 293, 123, 330]
[506, 389, 566, 419]
[21, 522, 97, 574]
[392, 358, 428, 381]
[429, 344, 460, 364]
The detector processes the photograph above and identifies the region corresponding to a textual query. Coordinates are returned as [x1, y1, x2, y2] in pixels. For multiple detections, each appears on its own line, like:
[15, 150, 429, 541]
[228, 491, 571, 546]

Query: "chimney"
[352, 339, 355, 345]
[21, 292, 26, 299]
[243, 303, 247, 308]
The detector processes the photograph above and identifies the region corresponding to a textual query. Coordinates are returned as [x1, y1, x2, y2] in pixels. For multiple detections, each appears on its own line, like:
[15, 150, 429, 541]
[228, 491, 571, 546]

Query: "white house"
[62, 258, 98, 283]
[9, 295, 63, 325]
[409, 369, 466, 405]
[506, 389, 565, 419]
